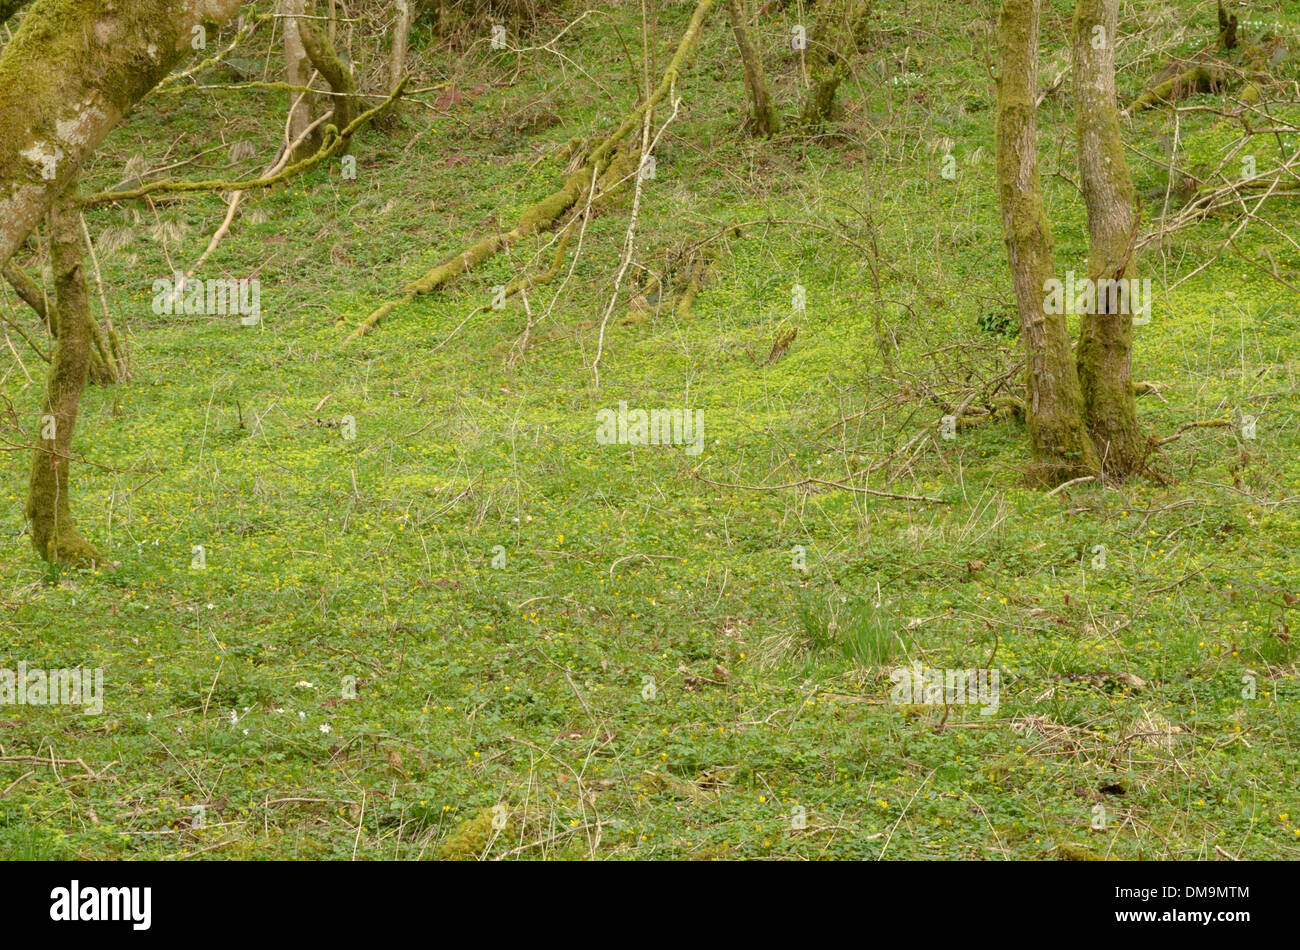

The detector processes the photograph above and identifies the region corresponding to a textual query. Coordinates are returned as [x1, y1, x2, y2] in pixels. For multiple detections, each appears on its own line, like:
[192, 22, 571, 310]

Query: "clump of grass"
[796, 595, 912, 667]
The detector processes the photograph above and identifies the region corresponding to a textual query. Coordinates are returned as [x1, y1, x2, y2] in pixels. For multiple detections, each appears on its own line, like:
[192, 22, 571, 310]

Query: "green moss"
[439, 806, 513, 859]
[1056, 842, 1103, 861]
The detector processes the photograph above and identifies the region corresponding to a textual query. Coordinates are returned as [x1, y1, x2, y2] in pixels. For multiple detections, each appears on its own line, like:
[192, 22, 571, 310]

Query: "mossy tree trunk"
[0, 0, 244, 271]
[995, 0, 1100, 482]
[1073, 0, 1144, 475]
[1217, 0, 1238, 50]
[726, 0, 777, 136]
[299, 3, 358, 136]
[25, 180, 100, 567]
[383, 0, 411, 125]
[391, 0, 411, 91]
[800, 0, 869, 128]
[4, 254, 124, 384]
[0, 0, 243, 566]
[281, 0, 320, 161]
[801, 0, 849, 127]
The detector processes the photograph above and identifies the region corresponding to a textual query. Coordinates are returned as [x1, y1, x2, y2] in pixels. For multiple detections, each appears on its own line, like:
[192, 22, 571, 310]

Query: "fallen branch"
[342, 0, 717, 343]
[1157, 418, 1232, 446]
[1128, 65, 1224, 114]
[694, 471, 947, 504]
[1045, 475, 1095, 497]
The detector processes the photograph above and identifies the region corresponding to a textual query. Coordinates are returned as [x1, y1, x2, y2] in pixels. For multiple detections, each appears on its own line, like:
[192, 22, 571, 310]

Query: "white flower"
[319, 724, 332, 734]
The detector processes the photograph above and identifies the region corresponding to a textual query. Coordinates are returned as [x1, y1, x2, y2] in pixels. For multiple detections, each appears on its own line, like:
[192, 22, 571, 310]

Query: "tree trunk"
[0, 0, 244, 565]
[1073, 0, 1144, 475]
[800, 0, 870, 128]
[801, 1, 848, 127]
[298, 4, 357, 135]
[726, 0, 777, 136]
[0, 0, 245, 272]
[389, 0, 410, 95]
[995, 0, 1100, 482]
[281, 0, 320, 161]
[25, 180, 99, 568]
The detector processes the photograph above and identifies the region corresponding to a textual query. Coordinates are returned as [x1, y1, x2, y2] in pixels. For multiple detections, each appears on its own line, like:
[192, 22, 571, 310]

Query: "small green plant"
[977, 306, 1019, 338]
[797, 595, 911, 666]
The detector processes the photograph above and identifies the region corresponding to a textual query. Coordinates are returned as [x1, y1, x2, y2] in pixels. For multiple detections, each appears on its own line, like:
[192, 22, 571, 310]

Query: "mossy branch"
[3, 260, 49, 323]
[4, 258, 121, 382]
[1127, 65, 1224, 114]
[342, 0, 717, 344]
[81, 79, 407, 208]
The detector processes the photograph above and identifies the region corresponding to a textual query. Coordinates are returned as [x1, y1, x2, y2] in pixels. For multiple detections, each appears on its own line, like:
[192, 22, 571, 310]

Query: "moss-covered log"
[25, 182, 100, 568]
[995, 0, 1100, 482]
[1127, 65, 1223, 113]
[1073, 0, 1145, 476]
[0, 0, 244, 271]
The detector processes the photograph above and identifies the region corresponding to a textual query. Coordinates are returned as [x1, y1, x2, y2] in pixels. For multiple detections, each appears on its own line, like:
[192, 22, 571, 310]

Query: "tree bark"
[280, 0, 319, 161]
[298, 4, 357, 135]
[801, 0, 848, 127]
[800, 0, 869, 128]
[995, 0, 1100, 482]
[726, 0, 777, 136]
[3, 259, 50, 325]
[0, 0, 245, 272]
[26, 180, 99, 567]
[389, 0, 410, 95]
[4, 255, 122, 383]
[1073, 0, 1144, 475]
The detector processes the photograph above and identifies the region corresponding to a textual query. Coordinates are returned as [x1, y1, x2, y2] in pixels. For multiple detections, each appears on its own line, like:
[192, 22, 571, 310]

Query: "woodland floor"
[1, 0, 1298, 859]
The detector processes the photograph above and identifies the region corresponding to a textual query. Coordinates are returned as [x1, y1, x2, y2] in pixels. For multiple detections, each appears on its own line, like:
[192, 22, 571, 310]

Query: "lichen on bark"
[1073, 0, 1145, 476]
[995, 0, 1100, 482]
[25, 180, 100, 568]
